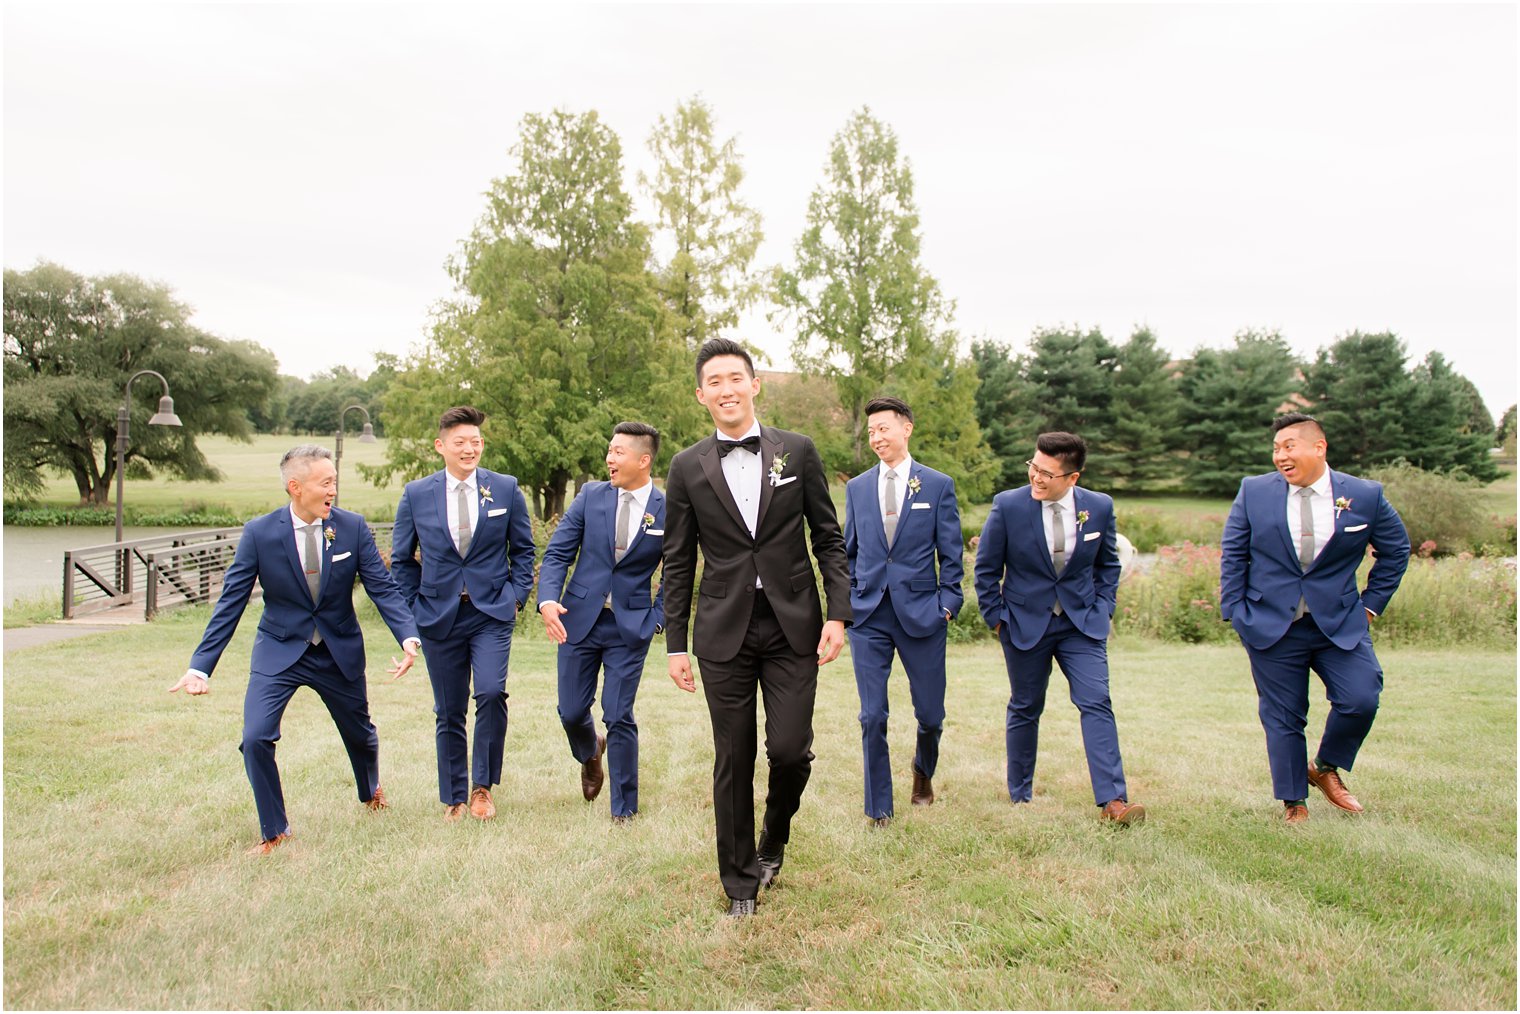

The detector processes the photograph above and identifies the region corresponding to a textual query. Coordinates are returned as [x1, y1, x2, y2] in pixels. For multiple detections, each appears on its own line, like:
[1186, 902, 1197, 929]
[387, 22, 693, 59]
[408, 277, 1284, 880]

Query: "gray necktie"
[303, 522, 322, 644]
[883, 469, 899, 545]
[455, 482, 473, 557]
[615, 490, 634, 563]
[1051, 503, 1066, 616]
[1295, 486, 1314, 619]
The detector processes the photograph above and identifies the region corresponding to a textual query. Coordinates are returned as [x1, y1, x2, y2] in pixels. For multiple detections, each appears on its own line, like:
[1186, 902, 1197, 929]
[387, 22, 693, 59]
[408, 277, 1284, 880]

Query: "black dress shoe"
[756, 830, 784, 890]
[726, 897, 756, 918]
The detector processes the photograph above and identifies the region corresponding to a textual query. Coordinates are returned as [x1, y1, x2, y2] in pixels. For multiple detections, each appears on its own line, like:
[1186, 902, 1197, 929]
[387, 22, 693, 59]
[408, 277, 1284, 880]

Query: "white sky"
[5, 2, 1517, 417]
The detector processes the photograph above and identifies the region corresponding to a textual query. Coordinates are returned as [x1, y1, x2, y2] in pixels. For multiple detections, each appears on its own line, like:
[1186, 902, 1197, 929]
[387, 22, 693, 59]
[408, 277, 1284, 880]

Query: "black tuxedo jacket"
[662, 426, 851, 662]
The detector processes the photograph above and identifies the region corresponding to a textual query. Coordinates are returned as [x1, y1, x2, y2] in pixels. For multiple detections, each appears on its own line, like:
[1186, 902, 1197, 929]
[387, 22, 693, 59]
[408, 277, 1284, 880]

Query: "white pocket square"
[331, 551, 352, 562]
[1344, 523, 1367, 532]
[1083, 531, 1102, 541]
[773, 475, 798, 487]
[910, 501, 932, 510]
[487, 508, 508, 517]
[644, 529, 664, 536]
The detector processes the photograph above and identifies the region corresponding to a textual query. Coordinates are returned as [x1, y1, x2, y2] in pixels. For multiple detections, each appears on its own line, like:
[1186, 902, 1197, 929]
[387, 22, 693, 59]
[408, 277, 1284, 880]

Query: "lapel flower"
[479, 484, 493, 506]
[1334, 496, 1352, 520]
[906, 476, 922, 499]
[1075, 510, 1090, 530]
[641, 511, 656, 531]
[768, 452, 790, 487]
[323, 526, 336, 547]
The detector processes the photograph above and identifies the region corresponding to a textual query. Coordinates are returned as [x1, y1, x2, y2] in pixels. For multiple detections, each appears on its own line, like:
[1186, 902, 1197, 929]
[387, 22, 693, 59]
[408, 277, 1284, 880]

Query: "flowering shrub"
[1114, 541, 1235, 644]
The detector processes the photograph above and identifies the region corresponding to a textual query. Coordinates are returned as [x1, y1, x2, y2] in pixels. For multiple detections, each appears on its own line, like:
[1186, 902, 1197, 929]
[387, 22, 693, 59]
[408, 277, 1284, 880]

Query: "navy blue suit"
[391, 468, 537, 804]
[536, 481, 665, 817]
[188, 506, 418, 841]
[843, 461, 963, 818]
[1220, 469, 1409, 800]
[974, 486, 1129, 806]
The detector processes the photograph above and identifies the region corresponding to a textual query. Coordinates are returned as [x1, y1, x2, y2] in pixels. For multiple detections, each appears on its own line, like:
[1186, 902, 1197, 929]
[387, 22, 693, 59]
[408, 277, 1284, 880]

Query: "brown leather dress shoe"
[581, 735, 607, 802]
[1100, 798, 1146, 825]
[1306, 765, 1363, 812]
[364, 786, 389, 812]
[469, 786, 496, 820]
[911, 770, 935, 806]
[246, 831, 290, 856]
[443, 802, 468, 823]
[867, 815, 891, 829]
[1284, 804, 1310, 825]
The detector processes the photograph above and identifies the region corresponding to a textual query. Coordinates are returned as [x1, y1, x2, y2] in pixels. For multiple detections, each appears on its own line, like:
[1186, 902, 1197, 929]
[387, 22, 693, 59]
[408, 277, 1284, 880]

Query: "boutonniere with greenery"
[768, 452, 790, 487]
[323, 526, 336, 547]
[641, 512, 655, 531]
[479, 484, 493, 506]
[906, 476, 922, 499]
[1334, 496, 1352, 520]
[1075, 510, 1090, 530]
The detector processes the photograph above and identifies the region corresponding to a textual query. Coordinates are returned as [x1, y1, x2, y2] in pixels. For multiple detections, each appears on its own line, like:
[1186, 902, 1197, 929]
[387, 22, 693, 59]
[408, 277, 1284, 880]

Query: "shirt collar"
[288, 504, 324, 530]
[1046, 487, 1077, 513]
[716, 421, 761, 443]
[449, 470, 478, 492]
[879, 455, 913, 480]
[618, 479, 654, 509]
[1295, 469, 1332, 497]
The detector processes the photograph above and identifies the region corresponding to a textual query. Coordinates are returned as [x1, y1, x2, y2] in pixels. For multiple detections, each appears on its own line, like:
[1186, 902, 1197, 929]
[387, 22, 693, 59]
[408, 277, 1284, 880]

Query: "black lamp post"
[333, 404, 376, 507]
[115, 369, 183, 546]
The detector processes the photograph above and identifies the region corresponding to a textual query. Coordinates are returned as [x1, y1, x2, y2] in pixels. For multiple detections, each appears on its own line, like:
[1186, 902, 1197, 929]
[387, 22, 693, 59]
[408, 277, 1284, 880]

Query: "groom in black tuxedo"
[663, 338, 851, 918]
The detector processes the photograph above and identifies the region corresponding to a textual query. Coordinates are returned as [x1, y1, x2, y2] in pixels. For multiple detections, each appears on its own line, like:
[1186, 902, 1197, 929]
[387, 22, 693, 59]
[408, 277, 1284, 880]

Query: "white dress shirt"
[1041, 488, 1078, 562]
[718, 422, 763, 539]
[877, 454, 913, 525]
[445, 470, 481, 554]
[1286, 469, 1335, 564]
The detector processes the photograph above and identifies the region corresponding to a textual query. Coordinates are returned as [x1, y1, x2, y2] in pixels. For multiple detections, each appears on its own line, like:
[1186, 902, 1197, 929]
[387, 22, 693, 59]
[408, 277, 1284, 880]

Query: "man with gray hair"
[170, 444, 421, 855]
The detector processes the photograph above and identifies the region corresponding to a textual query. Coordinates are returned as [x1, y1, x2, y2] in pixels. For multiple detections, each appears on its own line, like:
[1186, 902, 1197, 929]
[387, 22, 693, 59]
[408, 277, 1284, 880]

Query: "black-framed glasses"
[1025, 459, 1075, 482]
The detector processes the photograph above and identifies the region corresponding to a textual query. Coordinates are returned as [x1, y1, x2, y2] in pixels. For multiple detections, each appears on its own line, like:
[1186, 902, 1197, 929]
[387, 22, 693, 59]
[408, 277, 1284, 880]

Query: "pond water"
[2, 525, 204, 604]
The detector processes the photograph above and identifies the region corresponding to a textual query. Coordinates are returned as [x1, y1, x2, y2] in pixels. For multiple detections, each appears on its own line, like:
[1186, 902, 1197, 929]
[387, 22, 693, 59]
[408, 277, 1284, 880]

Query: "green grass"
[28, 434, 402, 518]
[3, 608, 1514, 1008]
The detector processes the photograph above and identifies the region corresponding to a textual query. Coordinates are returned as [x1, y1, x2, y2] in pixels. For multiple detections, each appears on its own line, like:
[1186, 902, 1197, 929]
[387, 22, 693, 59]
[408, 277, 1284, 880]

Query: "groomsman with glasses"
[391, 406, 537, 823]
[974, 432, 1144, 825]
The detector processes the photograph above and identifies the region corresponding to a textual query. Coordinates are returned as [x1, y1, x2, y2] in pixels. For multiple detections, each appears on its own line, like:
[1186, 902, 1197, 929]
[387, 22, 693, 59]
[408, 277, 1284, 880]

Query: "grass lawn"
[3, 608, 1514, 1009]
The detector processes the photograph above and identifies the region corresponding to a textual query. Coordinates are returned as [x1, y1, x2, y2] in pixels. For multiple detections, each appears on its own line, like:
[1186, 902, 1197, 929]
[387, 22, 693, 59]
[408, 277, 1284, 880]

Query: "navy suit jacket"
[974, 486, 1121, 650]
[390, 468, 537, 639]
[844, 462, 964, 637]
[1220, 469, 1409, 651]
[537, 481, 666, 647]
[188, 506, 418, 682]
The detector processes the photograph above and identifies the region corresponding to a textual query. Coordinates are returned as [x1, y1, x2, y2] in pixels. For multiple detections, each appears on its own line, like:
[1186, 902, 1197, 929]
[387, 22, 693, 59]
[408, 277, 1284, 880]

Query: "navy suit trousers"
[420, 598, 513, 804]
[998, 612, 1127, 806]
[240, 640, 380, 841]
[1243, 614, 1383, 800]
[848, 590, 946, 819]
[556, 608, 650, 817]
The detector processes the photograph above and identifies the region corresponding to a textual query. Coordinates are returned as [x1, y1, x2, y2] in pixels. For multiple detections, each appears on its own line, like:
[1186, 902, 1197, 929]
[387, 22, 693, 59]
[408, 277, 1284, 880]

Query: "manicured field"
[3, 609, 1513, 1009]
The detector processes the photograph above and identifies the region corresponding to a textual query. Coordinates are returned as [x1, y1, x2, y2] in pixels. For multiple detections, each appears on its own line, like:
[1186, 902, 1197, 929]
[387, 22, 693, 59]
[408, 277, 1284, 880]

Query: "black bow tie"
[717, 435, 762, 458]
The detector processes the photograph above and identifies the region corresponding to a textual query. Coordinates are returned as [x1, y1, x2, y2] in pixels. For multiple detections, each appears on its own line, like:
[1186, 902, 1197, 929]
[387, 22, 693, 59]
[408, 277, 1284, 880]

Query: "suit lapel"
[315, 513, 335, 601]
[621, 486, 662, 564]
[697, 437, 750, 535]
[431, 471, 462, 559]
[755, 427, 784, 534]
[1270, 473, 1299, 564]
[1311, 471, 1344, 570]
[1027, 491, 1058, 579]
[276, 507, 308, 592]
[604, 483, 621, 562]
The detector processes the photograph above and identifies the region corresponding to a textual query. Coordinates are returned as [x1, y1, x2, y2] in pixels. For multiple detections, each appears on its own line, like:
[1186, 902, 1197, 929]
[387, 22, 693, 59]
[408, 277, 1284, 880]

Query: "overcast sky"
[5, 2, 1516, 418]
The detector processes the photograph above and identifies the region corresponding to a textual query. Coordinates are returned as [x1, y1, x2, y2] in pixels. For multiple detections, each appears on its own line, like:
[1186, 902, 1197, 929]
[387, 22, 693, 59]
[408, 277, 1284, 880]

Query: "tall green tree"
[1301, 331, 1413, 470]
[1102, 327, 1183, 489]
[773, 106, 991, 492]
[639, 96, 765, 458]
[3, 261, 279, 504]
[971, 338, 1029, 492]
[1496, 404, 1516, 453]
[1001, 326, 1120, 488]
[1403, 351, 1499, 481]
[285, 364, 393, 436]
[1176, 330, 1301, 495]
[366, 110, 671, 517]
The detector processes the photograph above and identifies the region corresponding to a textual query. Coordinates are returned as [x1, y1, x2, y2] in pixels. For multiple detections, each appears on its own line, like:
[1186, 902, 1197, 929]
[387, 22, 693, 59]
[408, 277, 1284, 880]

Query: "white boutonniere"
[906, 476, 922, 499]
[768, 452, 790, 487]
[479, 484, 493, 506]
[641, 512, 655, 531]
[1334, 496, 1352, 520]
[1075, 510, 1090, 530]
[323, 526, 336, 547]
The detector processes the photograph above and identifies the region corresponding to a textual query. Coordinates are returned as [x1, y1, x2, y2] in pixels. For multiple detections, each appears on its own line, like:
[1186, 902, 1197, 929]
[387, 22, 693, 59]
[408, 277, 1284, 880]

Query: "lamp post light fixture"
[333, 403, 376, 507]
[114, 369, 182, 592]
